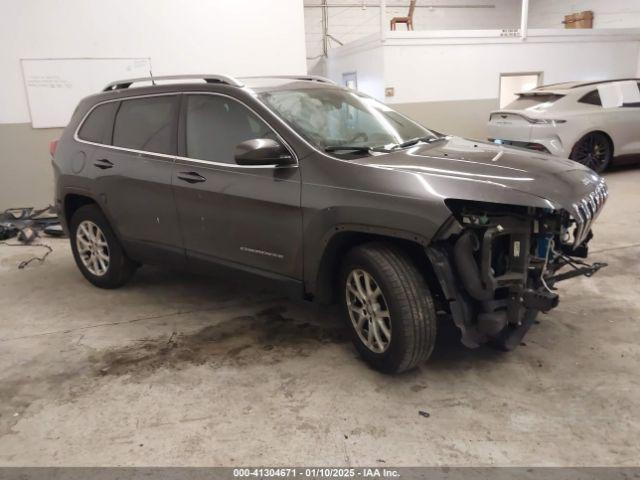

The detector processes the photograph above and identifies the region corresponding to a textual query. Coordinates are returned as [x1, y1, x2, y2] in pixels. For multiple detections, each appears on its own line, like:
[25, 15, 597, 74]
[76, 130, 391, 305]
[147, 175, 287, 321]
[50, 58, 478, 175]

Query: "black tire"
[69, 204, 136, 288]
[570, 132, 612, 173]
[339, 242, 437, 373]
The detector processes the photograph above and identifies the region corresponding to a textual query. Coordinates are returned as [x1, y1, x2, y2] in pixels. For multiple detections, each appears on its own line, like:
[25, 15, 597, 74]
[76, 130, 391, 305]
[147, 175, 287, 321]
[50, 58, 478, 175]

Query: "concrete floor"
[1, 167, 639, 467]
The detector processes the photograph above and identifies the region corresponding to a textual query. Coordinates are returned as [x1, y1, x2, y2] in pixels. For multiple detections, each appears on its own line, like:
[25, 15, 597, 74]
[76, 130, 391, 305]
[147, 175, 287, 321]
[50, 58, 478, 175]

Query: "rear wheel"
[69, 204, 136, 288]
[570, 132, 612, 173]
[340, 243, 436, 373]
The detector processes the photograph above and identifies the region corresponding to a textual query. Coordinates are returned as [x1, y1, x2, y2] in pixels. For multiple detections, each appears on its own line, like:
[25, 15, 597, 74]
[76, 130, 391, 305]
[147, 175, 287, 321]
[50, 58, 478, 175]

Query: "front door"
[172, 93, 302, 279]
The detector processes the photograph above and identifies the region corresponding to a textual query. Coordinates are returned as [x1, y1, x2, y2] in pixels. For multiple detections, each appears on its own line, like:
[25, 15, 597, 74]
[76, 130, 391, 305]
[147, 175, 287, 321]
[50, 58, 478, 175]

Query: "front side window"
[113, 96, 176, 154]
[622, 82, 640, 107]
[78, 102, 118, 144]
[258, 88, 433, 151]
[185, 94, 275, 164]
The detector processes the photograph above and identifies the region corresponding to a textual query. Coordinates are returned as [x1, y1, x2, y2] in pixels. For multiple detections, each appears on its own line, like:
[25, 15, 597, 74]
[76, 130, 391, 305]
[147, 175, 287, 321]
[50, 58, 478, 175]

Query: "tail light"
[49, 139, 59, 157]
[530, 118, 567, 125]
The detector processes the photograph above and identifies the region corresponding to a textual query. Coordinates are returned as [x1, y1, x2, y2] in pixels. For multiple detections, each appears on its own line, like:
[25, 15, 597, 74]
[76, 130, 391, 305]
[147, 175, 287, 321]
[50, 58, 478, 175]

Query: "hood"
[352, 136, 602, 211]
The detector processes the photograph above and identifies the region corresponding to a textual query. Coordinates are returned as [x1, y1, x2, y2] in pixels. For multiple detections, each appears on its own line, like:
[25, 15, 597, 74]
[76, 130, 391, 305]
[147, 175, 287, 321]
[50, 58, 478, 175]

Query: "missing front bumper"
[426, 212, 605, 350]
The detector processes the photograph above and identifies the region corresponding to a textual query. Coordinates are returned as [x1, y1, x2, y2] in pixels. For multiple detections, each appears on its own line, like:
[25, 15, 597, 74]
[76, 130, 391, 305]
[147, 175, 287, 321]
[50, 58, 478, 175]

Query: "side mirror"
[234, 138, 294, 166]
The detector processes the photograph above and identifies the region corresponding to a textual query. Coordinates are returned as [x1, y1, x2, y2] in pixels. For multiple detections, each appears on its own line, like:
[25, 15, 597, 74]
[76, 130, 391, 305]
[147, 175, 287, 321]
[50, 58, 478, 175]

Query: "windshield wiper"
[324, 136, 445, 154]
[393, 135, 446, 149]
[324, 145, 389, 153]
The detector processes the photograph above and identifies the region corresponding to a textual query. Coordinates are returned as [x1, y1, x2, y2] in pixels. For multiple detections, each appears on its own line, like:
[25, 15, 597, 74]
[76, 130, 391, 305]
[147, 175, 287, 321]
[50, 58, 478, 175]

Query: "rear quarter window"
[578, 90, 602, 106]
[77, 102, 118, 143]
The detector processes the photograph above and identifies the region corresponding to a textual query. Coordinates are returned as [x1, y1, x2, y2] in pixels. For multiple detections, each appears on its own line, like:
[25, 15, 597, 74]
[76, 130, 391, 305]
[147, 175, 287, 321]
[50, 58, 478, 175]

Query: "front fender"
[302, 198, 447, 298]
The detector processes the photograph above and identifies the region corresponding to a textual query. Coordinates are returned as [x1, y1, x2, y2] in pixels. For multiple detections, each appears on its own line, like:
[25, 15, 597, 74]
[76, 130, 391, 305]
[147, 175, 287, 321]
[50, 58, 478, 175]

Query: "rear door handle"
[94, 159, 114, 170]
[177, 171, 207, 184]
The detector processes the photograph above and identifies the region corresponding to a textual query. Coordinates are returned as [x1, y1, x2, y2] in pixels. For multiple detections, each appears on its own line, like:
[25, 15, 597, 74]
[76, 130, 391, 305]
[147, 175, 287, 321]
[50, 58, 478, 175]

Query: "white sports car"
[488, 78, 640, 172]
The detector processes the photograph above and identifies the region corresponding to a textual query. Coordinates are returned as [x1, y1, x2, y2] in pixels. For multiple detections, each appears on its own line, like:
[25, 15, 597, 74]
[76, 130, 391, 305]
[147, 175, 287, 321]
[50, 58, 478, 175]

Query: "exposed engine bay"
[427, 179, 608, 350]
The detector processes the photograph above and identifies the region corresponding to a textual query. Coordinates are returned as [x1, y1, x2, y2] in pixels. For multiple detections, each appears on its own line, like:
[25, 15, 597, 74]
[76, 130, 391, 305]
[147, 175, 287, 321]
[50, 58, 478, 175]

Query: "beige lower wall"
[0, 99, 496, 209]
[392, 98, 499, 141]
[0, 124, 63, 209]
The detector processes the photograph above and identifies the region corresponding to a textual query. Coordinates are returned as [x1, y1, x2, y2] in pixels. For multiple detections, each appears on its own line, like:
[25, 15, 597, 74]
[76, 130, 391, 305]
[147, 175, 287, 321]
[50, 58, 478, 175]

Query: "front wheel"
[570, 132, 612, 173]
[340, 243, 437, 373]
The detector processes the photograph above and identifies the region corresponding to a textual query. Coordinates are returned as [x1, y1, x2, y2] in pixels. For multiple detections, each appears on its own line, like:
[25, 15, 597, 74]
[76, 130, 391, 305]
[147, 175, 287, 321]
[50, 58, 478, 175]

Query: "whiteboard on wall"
[21, 57, 151, 128]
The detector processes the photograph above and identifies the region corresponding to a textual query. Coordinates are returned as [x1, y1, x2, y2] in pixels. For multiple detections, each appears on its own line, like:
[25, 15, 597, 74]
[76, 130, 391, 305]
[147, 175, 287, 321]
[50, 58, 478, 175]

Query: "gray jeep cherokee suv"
[52, 74, 608, 373]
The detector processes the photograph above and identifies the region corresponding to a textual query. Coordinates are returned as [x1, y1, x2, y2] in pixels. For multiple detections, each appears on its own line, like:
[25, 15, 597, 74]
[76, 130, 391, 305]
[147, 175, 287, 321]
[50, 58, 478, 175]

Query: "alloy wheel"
[572, 133, 611, 172]
[76, 220, 110, 276]
[345, 269, 392, 353]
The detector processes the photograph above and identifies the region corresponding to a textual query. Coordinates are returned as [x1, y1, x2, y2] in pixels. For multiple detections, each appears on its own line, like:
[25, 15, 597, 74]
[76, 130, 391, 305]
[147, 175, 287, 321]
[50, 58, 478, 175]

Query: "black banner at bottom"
[0, 468, 638, 480]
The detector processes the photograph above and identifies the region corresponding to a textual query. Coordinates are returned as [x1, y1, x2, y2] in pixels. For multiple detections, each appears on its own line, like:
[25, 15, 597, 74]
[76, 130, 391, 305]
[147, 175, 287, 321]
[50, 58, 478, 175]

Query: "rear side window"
[113, 96, 177, 154]
[77, 102, 117, 143]
[185, 94, 275, 164]
[622, 82, 640, 107]
[578, 90, 602, 106]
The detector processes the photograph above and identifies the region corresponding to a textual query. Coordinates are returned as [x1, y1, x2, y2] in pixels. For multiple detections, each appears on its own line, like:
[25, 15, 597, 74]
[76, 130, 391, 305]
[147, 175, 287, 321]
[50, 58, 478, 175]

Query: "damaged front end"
[426, 178, 608, 350]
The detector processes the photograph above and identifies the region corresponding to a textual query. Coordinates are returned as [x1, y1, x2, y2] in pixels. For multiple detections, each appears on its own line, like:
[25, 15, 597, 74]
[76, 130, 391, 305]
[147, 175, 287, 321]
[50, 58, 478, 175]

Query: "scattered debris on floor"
[0, 205, 64, 269]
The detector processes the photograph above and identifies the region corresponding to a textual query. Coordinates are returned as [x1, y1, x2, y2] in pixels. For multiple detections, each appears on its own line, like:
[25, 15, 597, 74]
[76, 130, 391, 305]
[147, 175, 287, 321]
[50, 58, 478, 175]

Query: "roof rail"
[103, 74, 244, 91]
[240, 75, 337, 85]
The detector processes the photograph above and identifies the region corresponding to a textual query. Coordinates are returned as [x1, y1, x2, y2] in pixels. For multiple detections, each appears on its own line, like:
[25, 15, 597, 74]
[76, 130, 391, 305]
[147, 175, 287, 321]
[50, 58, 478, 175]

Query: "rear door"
[172, 93, 302, 279]
[82, 94, 183, 262]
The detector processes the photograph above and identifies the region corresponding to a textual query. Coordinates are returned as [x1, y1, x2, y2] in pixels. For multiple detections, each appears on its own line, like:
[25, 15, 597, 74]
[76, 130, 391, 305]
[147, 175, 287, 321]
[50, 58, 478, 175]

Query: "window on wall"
[499, 73, 542, 108]
[112, 96, 177, 154]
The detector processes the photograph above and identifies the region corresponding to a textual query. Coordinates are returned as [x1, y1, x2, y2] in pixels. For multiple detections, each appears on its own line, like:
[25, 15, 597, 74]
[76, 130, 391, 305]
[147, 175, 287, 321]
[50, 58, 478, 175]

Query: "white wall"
[0, 0, 307, 208]
[325, 29, 640, 138]
[326, 35, 385, 99]
[0, 0, 307, 125]
[382, 31, 640, 104]
[305, 0, 521, 73]
[529, 0, 640, 29]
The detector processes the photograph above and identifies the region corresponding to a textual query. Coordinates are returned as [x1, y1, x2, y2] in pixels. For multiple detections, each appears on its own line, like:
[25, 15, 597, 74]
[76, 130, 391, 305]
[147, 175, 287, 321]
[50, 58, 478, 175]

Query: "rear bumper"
[487, 119, 570, 158]
[489, 138, 552, 154]
[489, 136, 567, 157]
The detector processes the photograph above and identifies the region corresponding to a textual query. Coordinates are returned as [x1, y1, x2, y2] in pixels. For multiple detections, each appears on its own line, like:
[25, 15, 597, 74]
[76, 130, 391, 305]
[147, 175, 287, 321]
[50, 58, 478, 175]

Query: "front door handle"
[177, 171, 207, 184]
[94, 159, 114, 170]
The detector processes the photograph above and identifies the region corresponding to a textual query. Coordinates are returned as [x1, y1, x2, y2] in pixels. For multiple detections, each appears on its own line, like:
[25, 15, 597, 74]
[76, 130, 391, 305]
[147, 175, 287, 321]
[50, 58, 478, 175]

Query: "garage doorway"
[499, 72, 542, 108]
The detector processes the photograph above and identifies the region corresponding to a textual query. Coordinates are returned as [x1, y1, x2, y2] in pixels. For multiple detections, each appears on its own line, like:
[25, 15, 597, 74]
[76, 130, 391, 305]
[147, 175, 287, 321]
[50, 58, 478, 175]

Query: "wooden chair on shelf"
[390, 0, 416, 31]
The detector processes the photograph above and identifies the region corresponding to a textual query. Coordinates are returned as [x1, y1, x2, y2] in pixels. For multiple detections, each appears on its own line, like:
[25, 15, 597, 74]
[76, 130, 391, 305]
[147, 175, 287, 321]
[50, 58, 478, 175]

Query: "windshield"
[258, 87, 436, 152]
